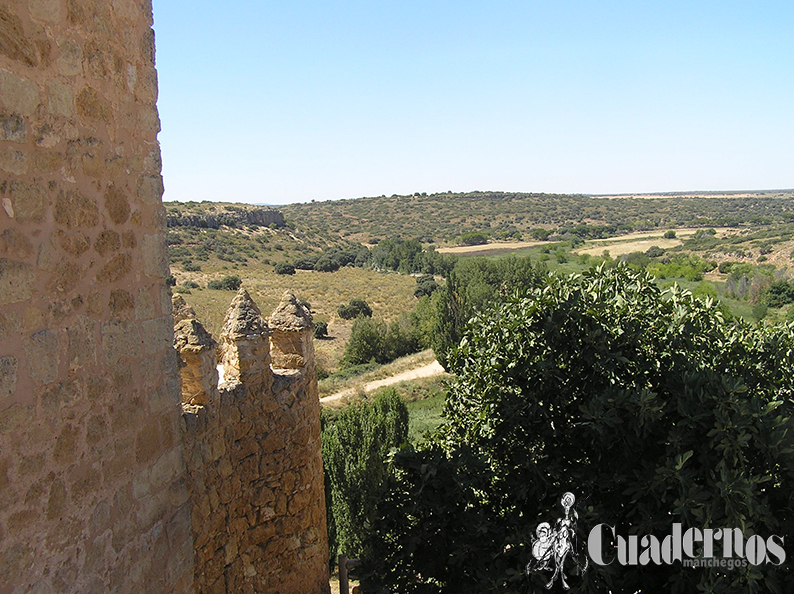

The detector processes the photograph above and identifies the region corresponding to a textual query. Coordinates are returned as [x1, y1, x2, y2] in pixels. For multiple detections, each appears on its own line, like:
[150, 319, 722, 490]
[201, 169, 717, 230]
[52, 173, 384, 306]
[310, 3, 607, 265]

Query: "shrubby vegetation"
[274, 262, 295, 275]
[206, 275, 242, 291]
[313, 321, 328, 339]
[341, 316, 420, 367]
[281, 191, 794, 243]
[337, 299, 373, 320]
[360, 266, 794, 593]
[416, 255, 547, 368]
[321, 389, 408, 563]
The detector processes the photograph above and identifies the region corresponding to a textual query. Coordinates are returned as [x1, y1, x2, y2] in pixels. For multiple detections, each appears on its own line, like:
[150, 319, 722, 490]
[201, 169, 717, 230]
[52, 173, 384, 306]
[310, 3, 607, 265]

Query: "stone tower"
[0, 0, 192, 592]
[0, 2, 330, 593]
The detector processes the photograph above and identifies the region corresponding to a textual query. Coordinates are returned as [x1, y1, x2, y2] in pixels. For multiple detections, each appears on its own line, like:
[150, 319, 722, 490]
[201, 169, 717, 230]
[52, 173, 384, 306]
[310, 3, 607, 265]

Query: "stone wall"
[0, 1, 193, 593]
[1, 3, 330, 593]
[176, 291, 330, 594]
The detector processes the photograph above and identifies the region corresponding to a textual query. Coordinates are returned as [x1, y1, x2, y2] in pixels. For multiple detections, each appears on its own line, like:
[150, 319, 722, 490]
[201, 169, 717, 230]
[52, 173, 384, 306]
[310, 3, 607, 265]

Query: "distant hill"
[280, 190, 794, 244]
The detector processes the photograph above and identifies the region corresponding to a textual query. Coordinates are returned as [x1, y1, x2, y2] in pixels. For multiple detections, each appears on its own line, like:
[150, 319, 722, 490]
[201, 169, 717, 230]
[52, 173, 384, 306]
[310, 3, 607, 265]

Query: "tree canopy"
[362, 265, 794, 593]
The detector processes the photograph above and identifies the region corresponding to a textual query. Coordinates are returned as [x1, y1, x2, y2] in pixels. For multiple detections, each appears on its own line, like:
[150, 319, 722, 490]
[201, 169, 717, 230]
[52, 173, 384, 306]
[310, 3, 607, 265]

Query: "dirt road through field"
[320, 360, 446, 405]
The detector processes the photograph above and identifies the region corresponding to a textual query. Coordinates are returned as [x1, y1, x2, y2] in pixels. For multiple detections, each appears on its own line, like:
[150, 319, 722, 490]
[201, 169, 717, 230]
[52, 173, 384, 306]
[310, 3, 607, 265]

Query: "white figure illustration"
[526, 492, 588, 590]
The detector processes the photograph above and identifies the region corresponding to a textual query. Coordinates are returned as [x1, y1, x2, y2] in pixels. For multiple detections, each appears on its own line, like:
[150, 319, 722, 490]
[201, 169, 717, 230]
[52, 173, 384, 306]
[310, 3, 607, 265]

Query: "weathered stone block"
[0, 69, 40, 116]
[101, 319, 141, 364]
[269, 292, 314, 370]
[104, 185, 131, 225]
[174, 318, 217, 406]
[0, 147, 27, 174]
[76, 86, 112, 122]
[66, 316, 97, 367]
[135, 422, 163, 465]
[55, 189, 99, 229]
[57, 231, 91, 257]
[0, 258, 34, 305]
[9, 180, 48, 223]
[30, 0, 63, 23]
[56, 39, 83, 76]
[96, 253, 131, 284]
[39, 378, 82, 416]
[85, 414, 107, 445]
[137, 174, 163, 205]
[47, 260, 82, 294]
[24, 329, 59, 384]
[140, 234, 168, 277]
[53, 423, 80, 465]
[0, 113, 26, 142]
[47, 80, 75, 117]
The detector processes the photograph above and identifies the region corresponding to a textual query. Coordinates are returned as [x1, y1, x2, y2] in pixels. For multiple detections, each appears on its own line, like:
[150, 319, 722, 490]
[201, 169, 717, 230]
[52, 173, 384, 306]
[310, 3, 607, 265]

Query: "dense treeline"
[281, 191, 794, 242]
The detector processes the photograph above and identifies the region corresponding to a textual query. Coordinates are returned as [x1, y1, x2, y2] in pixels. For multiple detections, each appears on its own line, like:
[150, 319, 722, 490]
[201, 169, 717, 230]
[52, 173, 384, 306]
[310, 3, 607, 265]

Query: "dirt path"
[320, 360, 446, 405]
[437, 240, 542, 254]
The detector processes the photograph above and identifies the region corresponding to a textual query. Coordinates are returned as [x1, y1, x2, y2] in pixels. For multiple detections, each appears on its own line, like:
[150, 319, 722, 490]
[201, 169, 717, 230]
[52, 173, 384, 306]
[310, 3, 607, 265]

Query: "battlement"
[174, 290, 329, 593]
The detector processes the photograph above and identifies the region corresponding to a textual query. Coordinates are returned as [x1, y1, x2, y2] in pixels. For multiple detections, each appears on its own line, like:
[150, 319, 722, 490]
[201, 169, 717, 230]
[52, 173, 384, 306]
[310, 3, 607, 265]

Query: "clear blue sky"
[153, 1, 794, 204]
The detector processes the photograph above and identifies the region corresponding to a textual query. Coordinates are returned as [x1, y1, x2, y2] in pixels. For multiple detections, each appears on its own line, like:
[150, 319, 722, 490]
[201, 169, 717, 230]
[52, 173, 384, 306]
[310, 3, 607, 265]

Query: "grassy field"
[177, 266, 418, 371]
[405, 389, 447, 444]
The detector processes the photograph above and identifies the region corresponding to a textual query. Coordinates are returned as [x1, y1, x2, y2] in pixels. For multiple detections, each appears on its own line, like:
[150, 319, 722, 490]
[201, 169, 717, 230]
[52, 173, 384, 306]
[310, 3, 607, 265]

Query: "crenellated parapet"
[173, 312, 218, 406]
[172, 293, 198, 324]
[176, 288, 330, 594]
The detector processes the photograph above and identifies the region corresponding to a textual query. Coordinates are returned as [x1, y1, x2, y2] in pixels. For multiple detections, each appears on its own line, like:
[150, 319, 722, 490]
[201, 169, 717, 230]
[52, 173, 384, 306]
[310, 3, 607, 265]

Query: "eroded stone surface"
[218, 289, 271, 390]
[174, 317, 217, 407]
[269, 291, 314, 370]
[180, 291, 329, 594]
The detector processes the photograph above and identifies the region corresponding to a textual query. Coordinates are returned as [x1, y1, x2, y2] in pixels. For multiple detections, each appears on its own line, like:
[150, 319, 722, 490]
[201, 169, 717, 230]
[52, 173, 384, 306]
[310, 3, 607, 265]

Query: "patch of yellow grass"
[177, 266, 418, 371]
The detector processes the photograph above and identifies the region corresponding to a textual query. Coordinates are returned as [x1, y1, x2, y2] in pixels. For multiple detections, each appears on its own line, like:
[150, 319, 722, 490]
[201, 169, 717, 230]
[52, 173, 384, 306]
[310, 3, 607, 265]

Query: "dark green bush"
[274, 262, 296, 275]
[764, 280, 794, 308]
[322, 389, 408, 562]
[207, 275, 242, 291]
[414, 274, 439, 298]
[338, 299, 373, 320]
[314, 255, 340, 272]
[313, 321, 328, 339]
[457, 231, 489, 246]
[645, 245, 665, 258]
[362, 265, 794, 593]
[341, 318, 386, 366]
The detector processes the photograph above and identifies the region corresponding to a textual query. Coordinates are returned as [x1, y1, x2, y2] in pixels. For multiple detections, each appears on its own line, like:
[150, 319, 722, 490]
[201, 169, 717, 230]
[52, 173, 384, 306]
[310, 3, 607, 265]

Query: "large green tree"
[363, 265, 794, 593]
[322, 389, 409, 562]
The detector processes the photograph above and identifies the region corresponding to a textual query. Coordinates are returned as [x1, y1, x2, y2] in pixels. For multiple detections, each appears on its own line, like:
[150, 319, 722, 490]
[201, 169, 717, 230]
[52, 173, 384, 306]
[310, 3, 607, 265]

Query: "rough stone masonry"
[0, 2, 329, 593]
